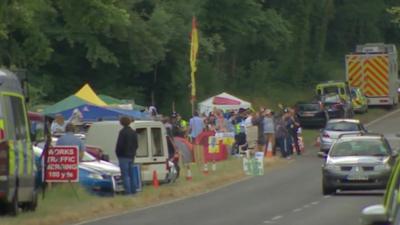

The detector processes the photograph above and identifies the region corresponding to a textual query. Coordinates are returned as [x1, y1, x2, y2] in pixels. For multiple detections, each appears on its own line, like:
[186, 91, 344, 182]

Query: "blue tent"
[57, 104, 149, 122]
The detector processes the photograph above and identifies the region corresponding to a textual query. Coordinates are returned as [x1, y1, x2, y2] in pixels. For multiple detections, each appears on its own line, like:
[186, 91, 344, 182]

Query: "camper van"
[85, 120, 174, 182]
[0, 69, 37, 215]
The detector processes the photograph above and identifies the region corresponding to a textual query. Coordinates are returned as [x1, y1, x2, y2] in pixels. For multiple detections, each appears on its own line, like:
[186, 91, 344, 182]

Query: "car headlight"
[325, 164, 341, 171]
[88, 173, 105, 180]
[375, 164, 391, 171]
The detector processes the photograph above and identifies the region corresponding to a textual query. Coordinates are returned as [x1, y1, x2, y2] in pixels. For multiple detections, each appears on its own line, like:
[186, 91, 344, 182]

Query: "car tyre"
[8, 190, 19, 216]
[322, 179, 335, 195]
[23, 189, 38, 212]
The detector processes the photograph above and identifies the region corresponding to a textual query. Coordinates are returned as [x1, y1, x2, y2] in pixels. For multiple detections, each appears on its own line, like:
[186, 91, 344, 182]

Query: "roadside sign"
[43, 146, 79, 182]
[243, 152, 264, 176]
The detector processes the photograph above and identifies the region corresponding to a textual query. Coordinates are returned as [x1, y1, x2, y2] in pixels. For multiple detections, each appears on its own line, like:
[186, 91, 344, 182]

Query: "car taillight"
[322, 132, 330, 138]
[0, 141, 9, 176]
[0, 128, 5, 140]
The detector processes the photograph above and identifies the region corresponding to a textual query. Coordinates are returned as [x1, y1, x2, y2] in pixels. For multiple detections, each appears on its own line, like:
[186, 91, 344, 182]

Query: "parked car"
[322, 133, 396, 195]
[361, 154, 400, 225]
[320, 93, 353, 119]
[33, 146, 124, 196]
[319, 119, 367, 156]
[350, 87, 368, 113]
[295, 101, 329, 128]
[85, 120, 178, 183]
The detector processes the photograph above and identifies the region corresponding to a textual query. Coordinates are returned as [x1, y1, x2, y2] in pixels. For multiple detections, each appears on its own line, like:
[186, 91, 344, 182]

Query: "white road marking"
[365, 107, 400, 127]
[303, 204, 311, 208]
[311, 201, 319, 205]
[271, 215, 283, 220]
[293, 208, 302, 213]
[263, 221, 276, 224]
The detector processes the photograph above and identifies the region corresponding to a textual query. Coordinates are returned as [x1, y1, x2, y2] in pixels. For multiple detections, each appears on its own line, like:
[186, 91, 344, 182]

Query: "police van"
[0, 69, 37, 215]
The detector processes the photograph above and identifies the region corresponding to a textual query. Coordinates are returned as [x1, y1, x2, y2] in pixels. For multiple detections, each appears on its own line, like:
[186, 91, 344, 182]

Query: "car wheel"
[8, 190, 19, 216]
[322, 179, 335, 195]
[23, 189, 38, 212]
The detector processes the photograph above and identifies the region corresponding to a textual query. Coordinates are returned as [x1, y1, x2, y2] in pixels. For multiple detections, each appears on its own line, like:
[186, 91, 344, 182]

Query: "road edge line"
[365, 107, 400, 127]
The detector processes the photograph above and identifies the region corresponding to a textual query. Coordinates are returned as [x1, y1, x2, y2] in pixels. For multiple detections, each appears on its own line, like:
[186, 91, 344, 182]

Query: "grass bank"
[1, 157, 288, 225]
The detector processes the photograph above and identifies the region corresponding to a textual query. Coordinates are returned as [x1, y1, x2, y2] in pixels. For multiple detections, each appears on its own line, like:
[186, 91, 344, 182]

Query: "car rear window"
[330, 139, 390, 157]
[298, 104, 320, 111]
[325, 122, 360, 131]
[323, 95, 340, 103]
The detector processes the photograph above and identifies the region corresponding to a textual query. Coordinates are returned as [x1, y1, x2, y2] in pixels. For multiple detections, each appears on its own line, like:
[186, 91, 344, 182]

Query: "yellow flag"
[190, 16, 199, 100]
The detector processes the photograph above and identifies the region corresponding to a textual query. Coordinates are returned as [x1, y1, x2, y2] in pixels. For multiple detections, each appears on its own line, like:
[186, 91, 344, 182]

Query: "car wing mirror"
[361, 204, 387, 225]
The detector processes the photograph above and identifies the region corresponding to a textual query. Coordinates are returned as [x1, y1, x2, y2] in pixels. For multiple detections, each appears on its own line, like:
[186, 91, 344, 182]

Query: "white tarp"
[198, 92, 252, 115]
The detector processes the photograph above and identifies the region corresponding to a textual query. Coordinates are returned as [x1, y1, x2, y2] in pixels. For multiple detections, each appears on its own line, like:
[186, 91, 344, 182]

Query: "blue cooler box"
[131, 164, 142, 192]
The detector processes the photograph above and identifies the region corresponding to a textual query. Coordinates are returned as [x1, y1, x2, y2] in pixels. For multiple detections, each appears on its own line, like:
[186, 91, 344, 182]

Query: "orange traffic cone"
[152, 170, 159, 188]
[265, 142, 273, 158]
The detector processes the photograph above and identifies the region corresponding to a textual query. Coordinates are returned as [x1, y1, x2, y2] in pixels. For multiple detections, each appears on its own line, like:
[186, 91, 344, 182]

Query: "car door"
[384, 159, 400, 222]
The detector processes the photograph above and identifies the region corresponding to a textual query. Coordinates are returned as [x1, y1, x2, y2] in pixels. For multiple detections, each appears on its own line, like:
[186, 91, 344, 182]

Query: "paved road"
[79, 109, 400, 225]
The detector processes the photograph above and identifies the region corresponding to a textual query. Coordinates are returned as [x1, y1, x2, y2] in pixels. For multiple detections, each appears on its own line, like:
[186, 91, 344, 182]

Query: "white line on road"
[303, 204, 311, 208]
[365, 107, 400, 127]
[293, 208, 302, 213]
[264, 220, 276, 224]
[311, 201, 320, 205]
[271, 215, 283, 220]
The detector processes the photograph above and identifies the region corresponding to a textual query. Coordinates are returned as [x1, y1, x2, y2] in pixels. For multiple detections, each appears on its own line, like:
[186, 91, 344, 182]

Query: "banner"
[43, 146, 79, 182]
[190, 16, 199, 100]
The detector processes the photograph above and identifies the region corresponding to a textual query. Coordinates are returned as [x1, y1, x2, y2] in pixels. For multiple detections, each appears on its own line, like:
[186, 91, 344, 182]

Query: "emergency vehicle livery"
[0, 69, 37, 215]
[345, 43, 399, 106]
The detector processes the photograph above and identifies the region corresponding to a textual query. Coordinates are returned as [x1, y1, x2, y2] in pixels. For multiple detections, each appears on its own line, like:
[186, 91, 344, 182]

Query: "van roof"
[0, 69, 23, 94]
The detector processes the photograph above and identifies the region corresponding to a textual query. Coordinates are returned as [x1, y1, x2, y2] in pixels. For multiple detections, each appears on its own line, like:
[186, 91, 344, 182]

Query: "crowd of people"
[157, 105, 303, 160]
[48, 104, 303, 196]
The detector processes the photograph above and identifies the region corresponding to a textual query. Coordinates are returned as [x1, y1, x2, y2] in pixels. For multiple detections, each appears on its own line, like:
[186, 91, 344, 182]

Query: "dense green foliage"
[1, 0, 400, 115]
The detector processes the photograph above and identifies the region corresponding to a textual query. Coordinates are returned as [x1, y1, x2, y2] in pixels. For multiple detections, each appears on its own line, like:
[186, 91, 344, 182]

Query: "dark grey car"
[322, 134, 396, 195]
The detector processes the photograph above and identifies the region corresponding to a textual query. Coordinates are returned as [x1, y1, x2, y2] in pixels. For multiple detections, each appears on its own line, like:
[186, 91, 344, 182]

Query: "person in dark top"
[115, 116, 138, 195]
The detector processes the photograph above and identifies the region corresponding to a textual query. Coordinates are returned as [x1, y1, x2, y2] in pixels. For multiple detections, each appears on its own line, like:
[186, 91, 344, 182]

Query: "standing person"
[189, 111, 204, 142]
[51, 114, 67, 135]
[283, 109, 294, 157]
[275, 115, 289, 158]
[252, 109, 265, 152]
[56, 123, 85, 161]
[115, 116, 138, 195]
[288, 108, 301, 155]
[263, 109, 275, 155]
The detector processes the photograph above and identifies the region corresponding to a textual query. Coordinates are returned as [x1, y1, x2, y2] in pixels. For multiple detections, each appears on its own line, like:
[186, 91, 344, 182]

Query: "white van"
[85, 120, 171, 182]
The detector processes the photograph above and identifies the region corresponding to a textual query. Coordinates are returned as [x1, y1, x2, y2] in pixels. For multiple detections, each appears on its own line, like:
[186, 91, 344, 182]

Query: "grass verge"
[1, 157, 288, 225]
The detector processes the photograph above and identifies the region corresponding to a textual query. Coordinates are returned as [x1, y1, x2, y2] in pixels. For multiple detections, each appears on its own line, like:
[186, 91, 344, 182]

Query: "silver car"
[319, 119, 367, 156]
[322, 134, 396, 195]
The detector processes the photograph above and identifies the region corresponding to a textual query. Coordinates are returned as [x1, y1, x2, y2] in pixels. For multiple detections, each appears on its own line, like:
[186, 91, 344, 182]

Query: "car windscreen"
[330, 139, 390, 157]
[323, 86, 339, 94]
[298, 104, 320, 111]
[81, 151, 96, 162]
[325, 122, 360, 131]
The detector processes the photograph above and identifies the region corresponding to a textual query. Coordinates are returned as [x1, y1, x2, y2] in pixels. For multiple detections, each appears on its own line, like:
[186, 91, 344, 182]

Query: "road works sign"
[43, 146, 79, 182]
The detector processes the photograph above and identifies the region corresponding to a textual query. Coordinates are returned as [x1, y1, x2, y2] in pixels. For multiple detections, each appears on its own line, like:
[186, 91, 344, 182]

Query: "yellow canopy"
[74, 84, 107, 106]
